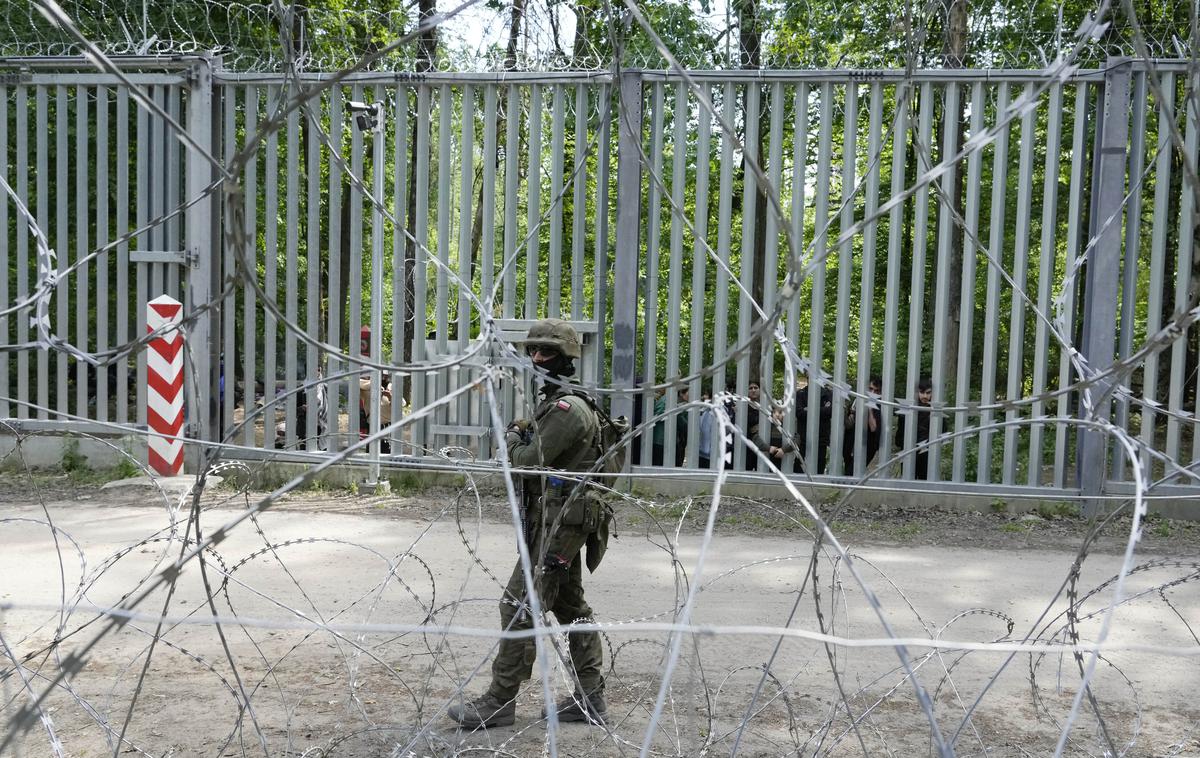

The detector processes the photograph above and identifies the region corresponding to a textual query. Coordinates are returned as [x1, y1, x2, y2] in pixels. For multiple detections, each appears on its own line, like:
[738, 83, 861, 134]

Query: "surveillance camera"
[347, 100, 370, 112]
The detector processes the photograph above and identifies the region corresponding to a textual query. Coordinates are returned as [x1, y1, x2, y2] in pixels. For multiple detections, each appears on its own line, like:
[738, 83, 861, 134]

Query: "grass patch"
[390, 473, 424, 495]
[999, 523, 1028, 533]
[1035, 501, 1080, 520]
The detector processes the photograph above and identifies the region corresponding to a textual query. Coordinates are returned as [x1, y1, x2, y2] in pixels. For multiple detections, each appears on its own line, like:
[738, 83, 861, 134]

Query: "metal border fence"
[1, 56, 1197, 499]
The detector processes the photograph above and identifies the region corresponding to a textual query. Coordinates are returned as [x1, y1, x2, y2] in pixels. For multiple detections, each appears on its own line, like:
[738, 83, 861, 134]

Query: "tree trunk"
[736, 0, 769, 383]
[941, 0, 968, 396]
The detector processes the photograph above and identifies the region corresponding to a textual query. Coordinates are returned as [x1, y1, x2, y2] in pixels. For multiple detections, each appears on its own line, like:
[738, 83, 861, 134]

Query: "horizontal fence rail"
[1, 58, 1197, 498]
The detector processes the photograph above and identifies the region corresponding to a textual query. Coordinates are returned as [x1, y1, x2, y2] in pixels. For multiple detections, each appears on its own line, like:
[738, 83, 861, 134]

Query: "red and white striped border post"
[147, 295, 185, 476]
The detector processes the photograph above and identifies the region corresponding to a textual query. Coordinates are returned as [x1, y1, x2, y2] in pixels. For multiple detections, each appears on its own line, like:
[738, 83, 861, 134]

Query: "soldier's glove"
[542, 552, 571, 572]
[505, 419, 532, 446]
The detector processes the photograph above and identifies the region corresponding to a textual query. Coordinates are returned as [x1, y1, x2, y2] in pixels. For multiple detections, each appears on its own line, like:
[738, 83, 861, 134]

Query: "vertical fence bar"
[95, 87, 108, 422]
[640, 82, 664, 466]
[368, 84, 387, 470]
[116, 87, 129, 423]
[222, 85, 237, 437]
[166, 86, 181, 298]
[1002, 83, 1036, 485]
[571, 84, 587, 321]
[499, 86, 518, 419]
[1185, 81, 1200, 465]
[524, 84, 543, 320]
[411, 84, 432, 452]
[1112, 72, 1147, 482]
[951, 82, 985, 481]
[611, 71, 642, 423]
[547, 84, 565, 317]
[880, 83, 909, 472]
[456, 85, 475, 446]
[978, 83, 1010, 483]
[262, 86, 279, 447]
[1170, 72, 1199, 466]
[713, 82, 735, 437]
[283, 97, 301, 449]
[1078, 58, 1131, 510]
[734, 83, 760, 471]
[244, 86, 259, 448]
[829, 83, 857, 476]
[806, 82, 833, 474]
[593, 83, 611, 386]
[348, 85, 366, 452]
[853, 83, 883, 478]
[134, 87, 148, 426]
[1055, 82, 1091, 487]
[758, 81, 784, 465]
[783, 82, 809, 474]
[75, 86, 89, 418]
[184, 57, 215, 446]
[503, 84, 519, 320]
[901, 83, 934, 479]
[664, 81, 690, 467]
[1028, 84, 1064, 486]
[149, 87, 164, 298]
[687, 83, 712, 469]
[434, 84, 451, 354]
[304, 84, 324, 450]
[36, 86, 48, 419]
[55, 86, 68, 419]
[392, 85, 412, 453]
[928, 82, 960, 482]
[0, 85, 7, 419]
[325, 87, 343, 452]
[430, 84, 448, 448]
[13, 85, 27, 419]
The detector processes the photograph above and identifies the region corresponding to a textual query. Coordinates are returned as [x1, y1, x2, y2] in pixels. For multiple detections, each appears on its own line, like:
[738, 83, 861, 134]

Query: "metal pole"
[184, 55, 215, 469]
[1078, 57, 1130, 515]
[611, 71, 642, 424]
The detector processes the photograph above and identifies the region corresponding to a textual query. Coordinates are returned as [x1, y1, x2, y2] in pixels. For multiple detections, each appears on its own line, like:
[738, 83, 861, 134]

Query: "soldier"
[448, 319, 610, 729]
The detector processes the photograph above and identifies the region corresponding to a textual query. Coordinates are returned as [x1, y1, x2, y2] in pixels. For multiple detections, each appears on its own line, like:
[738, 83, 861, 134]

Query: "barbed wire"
[0, 0, 1193, 71]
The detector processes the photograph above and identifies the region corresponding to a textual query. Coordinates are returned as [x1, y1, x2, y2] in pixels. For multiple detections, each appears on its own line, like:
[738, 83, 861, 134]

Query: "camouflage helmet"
[521, 318, 582, 359]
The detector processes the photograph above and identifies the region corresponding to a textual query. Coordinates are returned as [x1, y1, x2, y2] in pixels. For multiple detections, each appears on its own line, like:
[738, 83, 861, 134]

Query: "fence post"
[610, 71, 642, 425]
[184, 55, 216, 466]
[1078, 56, 1131, 515]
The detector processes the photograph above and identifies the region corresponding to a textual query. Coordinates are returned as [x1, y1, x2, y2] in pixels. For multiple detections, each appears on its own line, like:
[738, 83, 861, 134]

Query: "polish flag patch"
[556, 400, 572, 411]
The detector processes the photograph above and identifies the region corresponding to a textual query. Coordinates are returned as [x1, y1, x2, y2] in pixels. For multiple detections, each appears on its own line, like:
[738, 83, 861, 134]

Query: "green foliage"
[61, 439, 87, 475]
[113, 452, 141, 480]
[990, 498, 1008, 514]
[390, 472, 423, 494]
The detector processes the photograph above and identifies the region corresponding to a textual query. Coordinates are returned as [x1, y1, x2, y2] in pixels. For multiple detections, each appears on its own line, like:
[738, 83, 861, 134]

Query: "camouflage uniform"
[488, 378, 607, 702]
[449, 319, 611, 729]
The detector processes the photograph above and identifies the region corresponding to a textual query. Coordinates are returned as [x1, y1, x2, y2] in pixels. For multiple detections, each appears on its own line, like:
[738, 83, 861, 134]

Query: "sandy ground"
[1, 479, 1198, 757]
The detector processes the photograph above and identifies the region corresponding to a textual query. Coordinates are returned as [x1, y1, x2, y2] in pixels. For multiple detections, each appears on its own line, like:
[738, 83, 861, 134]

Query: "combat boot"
[447, 692, 516, 729]
[543, 690, 608, 724]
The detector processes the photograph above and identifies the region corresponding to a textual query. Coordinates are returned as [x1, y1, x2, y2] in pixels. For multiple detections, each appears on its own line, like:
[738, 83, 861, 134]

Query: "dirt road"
[2, 482, 1197, 757]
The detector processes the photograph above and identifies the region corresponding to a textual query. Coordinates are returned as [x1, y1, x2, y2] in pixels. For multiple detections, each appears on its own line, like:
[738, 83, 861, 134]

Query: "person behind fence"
[650, 386, 689, 466]
[743, 380, 764, 470]
[357, 325, 393, 454]
[448, 318, 611, 730]
[842, 375, 882, 474]
[794, 376, 833, 475]
[756, 406, 802, 470]
[894, 377, 933, 480]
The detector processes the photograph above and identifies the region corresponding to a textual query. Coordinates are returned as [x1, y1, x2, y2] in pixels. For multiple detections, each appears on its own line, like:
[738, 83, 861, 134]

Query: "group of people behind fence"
[631, 375, 936, 479]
